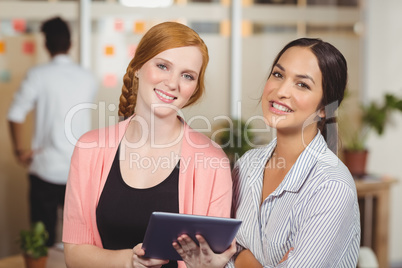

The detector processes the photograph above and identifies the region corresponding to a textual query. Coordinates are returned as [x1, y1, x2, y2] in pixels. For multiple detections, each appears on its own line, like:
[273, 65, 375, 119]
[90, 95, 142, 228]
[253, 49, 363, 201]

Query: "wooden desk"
[355, 176, 397, 268]
[0, 248, 65, 268]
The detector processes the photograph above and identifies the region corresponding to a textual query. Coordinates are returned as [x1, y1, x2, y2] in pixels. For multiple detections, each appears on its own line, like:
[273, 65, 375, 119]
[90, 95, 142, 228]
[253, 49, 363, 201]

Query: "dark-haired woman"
[228, 38, 360, 267]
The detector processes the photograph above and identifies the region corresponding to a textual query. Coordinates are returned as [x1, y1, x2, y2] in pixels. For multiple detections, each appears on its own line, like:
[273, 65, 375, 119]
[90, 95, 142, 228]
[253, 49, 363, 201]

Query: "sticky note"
[128, 44, 137, 59]
[220, 20, 230, 37]
[0, 70, 11, 82]
[134, 21, 146, 34]
[23, 41, 35, 54]
[105, 45, 114, 56]
[114, 19, 124, 32]
[103, 74, 117, 88]
[13, 19, 26, 33]
[0, 41, 5, 54]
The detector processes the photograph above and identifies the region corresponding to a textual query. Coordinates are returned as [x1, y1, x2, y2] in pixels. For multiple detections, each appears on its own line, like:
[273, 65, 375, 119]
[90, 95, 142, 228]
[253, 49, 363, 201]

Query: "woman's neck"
[274, 126, 318, 162]
[125, 112, 183, 148]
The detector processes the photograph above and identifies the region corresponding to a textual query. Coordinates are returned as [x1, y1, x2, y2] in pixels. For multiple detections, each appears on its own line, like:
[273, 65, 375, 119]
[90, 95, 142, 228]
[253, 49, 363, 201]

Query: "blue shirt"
[227, 132, 360, 267]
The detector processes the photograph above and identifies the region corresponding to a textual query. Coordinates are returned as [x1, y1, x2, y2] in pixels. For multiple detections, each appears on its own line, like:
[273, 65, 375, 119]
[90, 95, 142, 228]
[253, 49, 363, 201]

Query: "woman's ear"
[318, 106, 326, 119]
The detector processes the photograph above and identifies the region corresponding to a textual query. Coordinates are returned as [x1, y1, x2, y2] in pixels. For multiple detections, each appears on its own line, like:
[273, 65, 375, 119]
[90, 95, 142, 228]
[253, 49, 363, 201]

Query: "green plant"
[342, 93, 402, 151]
[18, 221, 49, 259]
[212, 118, 255, 165]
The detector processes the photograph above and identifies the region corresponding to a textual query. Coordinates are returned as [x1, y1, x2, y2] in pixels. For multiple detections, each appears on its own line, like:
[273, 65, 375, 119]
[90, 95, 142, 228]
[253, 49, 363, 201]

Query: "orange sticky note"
[0, 41, 5, 54]
[103, 74, 117, 88]
[114, 19, 124, 32]
[105, 45, 114, 56]
[13, 19, 26, 33]
[128, 44, 137, 59]
[134, 21, 146, 34]
[23, 41, 35, 54]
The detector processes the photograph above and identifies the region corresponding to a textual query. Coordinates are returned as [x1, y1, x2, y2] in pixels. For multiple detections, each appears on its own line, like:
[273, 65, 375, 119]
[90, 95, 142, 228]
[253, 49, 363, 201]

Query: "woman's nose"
[164, 73, 179, 90]
[276, 81, 291, 98]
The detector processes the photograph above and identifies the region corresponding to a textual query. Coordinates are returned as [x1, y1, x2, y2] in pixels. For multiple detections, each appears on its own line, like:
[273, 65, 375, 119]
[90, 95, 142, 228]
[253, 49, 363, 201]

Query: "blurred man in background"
[7, 16, 97, 246]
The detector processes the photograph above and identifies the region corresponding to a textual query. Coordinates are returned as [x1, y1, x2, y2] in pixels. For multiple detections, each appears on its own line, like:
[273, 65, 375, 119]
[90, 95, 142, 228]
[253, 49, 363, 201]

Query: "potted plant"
[211, 118, 256, 168]
[18, 221, 49, 268]
[340, 93, 402, 177]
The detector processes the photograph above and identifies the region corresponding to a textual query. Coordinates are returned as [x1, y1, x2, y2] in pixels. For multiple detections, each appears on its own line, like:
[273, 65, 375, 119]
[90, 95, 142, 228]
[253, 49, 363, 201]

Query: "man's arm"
[8, 120, 33, 167]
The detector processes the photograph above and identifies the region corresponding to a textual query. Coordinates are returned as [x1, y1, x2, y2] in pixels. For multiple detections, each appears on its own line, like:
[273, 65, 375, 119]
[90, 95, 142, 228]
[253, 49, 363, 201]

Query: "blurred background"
[0, 0, 401, 267]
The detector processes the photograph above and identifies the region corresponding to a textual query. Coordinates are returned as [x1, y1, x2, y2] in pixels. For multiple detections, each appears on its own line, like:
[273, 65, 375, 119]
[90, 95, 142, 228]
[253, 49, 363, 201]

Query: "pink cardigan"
[63, 117, 232, 262]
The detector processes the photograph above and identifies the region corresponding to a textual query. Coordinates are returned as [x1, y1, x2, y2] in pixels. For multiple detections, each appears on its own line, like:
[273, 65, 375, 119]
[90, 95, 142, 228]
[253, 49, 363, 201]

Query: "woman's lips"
[154, 89, 177, 103]
[269, 101, 294, 114]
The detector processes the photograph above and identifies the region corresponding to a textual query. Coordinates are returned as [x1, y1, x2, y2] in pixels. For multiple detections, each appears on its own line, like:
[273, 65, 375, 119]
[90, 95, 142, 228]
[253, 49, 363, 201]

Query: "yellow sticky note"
[0, 41, 5, 54]
[134, 21, 146, 34]
[220, 20, 231, 37]
[105, 45, 114, 56]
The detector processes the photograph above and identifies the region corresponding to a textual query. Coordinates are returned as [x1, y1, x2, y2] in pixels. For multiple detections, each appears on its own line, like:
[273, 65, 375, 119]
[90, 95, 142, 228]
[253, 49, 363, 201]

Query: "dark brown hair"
[41, 17, 71, 55]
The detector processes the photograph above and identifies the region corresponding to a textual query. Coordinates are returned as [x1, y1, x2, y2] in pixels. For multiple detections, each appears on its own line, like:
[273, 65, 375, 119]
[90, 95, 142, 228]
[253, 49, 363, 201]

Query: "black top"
[96, 146, 179, 267]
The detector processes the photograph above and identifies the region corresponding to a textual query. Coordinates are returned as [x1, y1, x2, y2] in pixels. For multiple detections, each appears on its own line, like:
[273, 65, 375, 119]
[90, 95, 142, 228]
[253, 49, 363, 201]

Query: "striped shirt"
[227, 132, 360, 267]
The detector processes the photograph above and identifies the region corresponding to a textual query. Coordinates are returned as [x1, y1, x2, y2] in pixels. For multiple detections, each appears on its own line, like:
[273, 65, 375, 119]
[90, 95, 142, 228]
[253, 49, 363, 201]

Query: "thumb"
[222, 239, 236, 258]
[280, 247, 294, 263]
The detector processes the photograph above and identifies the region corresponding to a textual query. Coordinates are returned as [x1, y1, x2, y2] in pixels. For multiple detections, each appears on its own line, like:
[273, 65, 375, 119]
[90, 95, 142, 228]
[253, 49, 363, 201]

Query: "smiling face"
[262, 46, 325, 134]
[135, 46, 203, 117]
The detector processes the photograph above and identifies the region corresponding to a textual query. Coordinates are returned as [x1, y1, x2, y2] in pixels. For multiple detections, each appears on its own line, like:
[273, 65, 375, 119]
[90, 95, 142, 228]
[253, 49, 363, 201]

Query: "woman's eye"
[297, 82, 310, 90]
[183, 74, 195, 81]
[157, 64, 167, 70]
[272, 72, 282, 78]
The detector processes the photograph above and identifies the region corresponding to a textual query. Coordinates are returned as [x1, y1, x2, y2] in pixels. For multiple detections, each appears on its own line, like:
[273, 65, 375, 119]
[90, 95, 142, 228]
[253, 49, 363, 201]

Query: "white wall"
[364, 0, 402, 266]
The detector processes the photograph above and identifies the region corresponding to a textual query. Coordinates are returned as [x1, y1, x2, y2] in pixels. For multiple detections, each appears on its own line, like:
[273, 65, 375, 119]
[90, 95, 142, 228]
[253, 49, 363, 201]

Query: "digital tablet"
[142, 212, 242, 260]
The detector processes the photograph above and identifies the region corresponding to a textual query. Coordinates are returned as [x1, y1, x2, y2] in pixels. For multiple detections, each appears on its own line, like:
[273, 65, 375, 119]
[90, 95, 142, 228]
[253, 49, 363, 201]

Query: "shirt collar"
[272, 130, 328, 195]
[52, 54, 72, 64]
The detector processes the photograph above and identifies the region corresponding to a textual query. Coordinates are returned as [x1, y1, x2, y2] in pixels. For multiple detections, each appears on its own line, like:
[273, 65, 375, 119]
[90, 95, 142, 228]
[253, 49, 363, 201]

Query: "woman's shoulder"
[237, 142, 274, 164]
[183, 125, 228, 158]
[75, 119, 126, 149]
[314, 149, 356, 189]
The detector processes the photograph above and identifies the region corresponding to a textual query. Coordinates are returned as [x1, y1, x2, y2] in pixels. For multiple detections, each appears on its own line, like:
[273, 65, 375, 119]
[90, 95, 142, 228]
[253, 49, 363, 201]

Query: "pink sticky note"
[23, 41, 35, 54]
[13, 19, 26, 33]
[128, 44, 137, 59]
[103, 74, 117, 88]
[114, 19, 124, 32]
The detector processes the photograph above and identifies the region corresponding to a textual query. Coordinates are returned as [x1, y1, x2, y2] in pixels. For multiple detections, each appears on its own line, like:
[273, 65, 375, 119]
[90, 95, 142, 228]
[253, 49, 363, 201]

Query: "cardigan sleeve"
[207, 156, 232, 218]
[62, 133, 99, 245]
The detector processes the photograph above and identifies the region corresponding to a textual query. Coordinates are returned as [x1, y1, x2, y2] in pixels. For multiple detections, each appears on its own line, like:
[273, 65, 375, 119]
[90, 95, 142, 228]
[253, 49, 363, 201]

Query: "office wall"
[364, 0, 402, 266]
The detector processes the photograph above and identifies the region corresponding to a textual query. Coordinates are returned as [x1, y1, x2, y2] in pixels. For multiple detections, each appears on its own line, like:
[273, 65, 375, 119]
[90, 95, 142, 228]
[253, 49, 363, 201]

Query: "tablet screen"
[142, 212, 242, 260]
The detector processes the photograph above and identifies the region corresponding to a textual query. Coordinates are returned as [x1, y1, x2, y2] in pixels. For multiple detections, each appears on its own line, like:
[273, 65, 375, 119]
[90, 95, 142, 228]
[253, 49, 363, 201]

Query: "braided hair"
[118, 22, 209, 118]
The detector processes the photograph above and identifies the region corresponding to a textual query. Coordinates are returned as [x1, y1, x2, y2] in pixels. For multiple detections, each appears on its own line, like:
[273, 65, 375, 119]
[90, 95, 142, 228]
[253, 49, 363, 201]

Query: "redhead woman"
[63, 22, 235, 268]
[228, 38, 360, 267]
